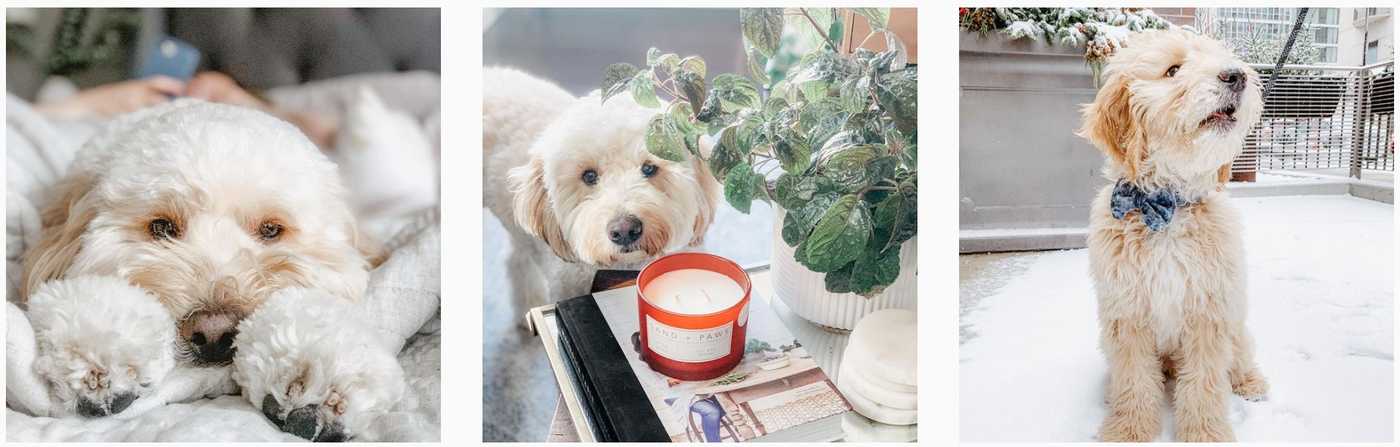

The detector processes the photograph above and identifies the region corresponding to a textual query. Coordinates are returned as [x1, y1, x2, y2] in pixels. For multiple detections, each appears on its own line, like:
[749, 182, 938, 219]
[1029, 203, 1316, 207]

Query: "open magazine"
[585, 286, 852, 442]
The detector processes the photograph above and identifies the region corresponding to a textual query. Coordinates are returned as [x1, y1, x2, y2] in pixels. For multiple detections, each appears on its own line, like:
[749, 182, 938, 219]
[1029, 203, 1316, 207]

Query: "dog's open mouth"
[1201, 104, 1238, 129]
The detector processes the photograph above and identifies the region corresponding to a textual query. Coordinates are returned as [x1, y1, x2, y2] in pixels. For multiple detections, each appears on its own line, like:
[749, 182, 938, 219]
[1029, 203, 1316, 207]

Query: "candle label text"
[646, 316, 732, 363]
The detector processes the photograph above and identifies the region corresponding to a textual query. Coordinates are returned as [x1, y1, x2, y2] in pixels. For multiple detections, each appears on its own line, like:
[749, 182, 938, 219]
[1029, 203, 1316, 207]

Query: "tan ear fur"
[1078, 71, 1146, 179]
[353, 225, 388, 268]
[689, 155, 719, 246]
[22, 174, 97, 301]
[509, 157, 576, 262]
[1216, 164, 1233, 188]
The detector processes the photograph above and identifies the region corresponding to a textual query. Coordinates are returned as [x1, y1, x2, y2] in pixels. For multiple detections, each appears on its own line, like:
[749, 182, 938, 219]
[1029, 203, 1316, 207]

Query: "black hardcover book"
[554, 294, 670, 442]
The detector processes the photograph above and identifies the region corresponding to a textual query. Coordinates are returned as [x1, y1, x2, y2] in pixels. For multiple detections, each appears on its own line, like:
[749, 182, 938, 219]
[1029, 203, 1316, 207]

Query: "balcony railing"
[1232, 61, 1394, 179]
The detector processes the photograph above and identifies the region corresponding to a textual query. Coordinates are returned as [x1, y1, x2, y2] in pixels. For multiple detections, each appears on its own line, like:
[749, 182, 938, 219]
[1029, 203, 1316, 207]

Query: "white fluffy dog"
[21, 100, 401, 440]
[483, 68, 719, 313]
[1079, 29, 1268, 442]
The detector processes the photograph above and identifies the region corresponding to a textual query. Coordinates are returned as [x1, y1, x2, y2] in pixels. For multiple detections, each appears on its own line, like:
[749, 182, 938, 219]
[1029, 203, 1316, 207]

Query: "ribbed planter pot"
[770, 216, 917, 331]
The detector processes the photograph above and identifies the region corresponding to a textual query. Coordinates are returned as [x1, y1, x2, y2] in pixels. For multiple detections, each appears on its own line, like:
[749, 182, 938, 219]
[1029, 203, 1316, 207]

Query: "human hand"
[34, 76, 185, 120]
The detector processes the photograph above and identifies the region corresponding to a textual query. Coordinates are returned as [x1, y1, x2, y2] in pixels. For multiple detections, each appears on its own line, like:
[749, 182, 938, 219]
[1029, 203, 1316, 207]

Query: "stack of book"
[550, 283, 853, 442]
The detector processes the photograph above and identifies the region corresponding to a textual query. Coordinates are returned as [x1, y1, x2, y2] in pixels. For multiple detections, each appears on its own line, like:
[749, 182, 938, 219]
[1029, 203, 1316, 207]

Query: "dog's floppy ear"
[352, 224, 388, 268]
[687, 138, 720, 246]
[1078, 70, 1146, 179]
[1216, 164, 1233, 187]
[508, 157, 576, 262]
[22, 174, 98, 301]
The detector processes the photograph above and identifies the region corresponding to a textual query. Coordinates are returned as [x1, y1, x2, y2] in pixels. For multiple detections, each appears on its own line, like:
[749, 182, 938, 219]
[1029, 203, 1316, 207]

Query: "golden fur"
[1079, 29, 1268, 442]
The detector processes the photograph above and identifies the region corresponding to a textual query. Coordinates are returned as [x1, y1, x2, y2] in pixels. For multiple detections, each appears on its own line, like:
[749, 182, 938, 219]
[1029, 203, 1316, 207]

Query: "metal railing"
[1231, 61, 1394, 179]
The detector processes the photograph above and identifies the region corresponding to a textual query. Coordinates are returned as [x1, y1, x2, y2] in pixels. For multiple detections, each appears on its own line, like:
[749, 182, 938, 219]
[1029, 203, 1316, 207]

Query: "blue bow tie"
[1110, 180, 1188, 232]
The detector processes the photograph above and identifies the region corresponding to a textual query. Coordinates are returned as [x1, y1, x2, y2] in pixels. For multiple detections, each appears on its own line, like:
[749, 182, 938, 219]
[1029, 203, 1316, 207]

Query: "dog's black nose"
[607, 215, 644, 246]
[1219, 69, 1246, 92]
[190, 329, 237, 363]
[184, 311, 239, 363]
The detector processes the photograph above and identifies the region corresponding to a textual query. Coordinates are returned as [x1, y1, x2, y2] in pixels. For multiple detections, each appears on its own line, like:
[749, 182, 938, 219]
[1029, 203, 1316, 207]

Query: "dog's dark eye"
[641, 162, 658, 178]
[258, 222, 284, 241]
[582, 169, 598, 186]
[1165, 64, 1181, 77]
[148, 217, 179, 241]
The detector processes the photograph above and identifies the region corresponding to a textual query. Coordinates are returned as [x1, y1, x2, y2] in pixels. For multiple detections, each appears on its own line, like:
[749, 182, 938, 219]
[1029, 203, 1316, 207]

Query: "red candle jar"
[637, 252, 752, 381]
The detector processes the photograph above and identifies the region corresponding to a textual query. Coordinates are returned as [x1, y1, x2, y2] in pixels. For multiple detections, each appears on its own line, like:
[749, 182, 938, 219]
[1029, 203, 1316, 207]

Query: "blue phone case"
[134, 35, 201, 82]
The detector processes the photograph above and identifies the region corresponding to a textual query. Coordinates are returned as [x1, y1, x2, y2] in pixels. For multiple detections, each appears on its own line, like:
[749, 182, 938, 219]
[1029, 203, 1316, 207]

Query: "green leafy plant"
[602, 8, 916, 297]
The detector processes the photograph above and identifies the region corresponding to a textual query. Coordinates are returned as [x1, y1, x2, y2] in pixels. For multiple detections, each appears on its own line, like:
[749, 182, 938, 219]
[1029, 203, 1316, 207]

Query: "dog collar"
[1109, 179, 1193, 232]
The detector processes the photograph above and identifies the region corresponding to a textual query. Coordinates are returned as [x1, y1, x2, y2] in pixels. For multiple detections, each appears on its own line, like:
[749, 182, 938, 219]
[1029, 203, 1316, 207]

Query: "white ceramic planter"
[770, 215, 917, 330]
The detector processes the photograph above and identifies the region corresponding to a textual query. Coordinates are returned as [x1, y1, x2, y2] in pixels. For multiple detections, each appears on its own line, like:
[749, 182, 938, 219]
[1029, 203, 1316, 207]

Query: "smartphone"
[134, 34, 201, 83]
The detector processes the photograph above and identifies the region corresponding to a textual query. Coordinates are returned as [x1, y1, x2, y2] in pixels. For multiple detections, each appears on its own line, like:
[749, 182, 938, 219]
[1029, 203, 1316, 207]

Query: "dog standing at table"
[1078, 29, 1269, 442]
[483, 68, 719, 317]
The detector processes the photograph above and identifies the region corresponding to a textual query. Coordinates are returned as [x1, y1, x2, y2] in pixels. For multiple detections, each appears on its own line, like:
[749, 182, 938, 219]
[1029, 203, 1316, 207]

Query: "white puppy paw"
[233, 288, 405, 441]
[27, 276, 176, 417]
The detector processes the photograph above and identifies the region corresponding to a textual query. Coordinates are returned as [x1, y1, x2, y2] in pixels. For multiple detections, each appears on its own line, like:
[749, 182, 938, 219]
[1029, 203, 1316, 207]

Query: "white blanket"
[4, 74, 442, 441]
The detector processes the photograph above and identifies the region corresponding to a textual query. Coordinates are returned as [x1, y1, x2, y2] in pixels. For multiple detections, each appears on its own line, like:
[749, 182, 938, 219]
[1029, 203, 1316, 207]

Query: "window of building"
[1365, 40, 1379, 64]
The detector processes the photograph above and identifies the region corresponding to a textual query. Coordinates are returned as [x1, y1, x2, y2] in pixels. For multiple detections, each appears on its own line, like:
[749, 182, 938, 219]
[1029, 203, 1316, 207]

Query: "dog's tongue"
[1210, 110, 1232, 121]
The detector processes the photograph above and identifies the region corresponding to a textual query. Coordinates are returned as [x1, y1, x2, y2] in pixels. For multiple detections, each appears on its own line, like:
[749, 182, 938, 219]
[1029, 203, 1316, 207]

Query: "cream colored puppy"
[21, 100, 398, 439]
[1078, 29, 1269, 442]
[483, 68, 718, 314]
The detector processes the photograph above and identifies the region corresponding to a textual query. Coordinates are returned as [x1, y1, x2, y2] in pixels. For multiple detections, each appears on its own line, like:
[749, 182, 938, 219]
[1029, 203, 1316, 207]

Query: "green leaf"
[850, 243, 901, 297]
[781, 177, 842, 245]
[710, 73, 760, 112]
[838, 77, 871, 113]
[888, 173, 917, 248]
[800, 98, 847, 150]
[709, 125, 744, 178]
[740, 8, 785, 57]
[646, 47, 662, 66]
[852, 8, 888, 30]
[827, 11, 844, 48]
[773, 138, 811, 174]
[724, 161, 759, 214]
[629, 71, 660, 108]
[763, 96, 790, 118]
[645, 114, 687, 162]
[823, 263, 857, 294]
[773, 173, 807, 210]
[796, 194, 871, 273]
[602, 63, 642, 104]
[657, 53, 681, 71]
[696, 93, 722, 123]
[882, 30, 909, 72]
[744, 44, 770, 87]
[877, 66, 918, 134]
[673, 69, 708, 123]
[679, 55, 707, 79]
[819, 145, 881, 190]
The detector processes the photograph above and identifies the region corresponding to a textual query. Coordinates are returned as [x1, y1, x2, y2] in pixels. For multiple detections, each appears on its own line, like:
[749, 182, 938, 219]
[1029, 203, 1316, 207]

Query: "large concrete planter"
[958, 31, 1109, 251]
[770, 215, 917, 331]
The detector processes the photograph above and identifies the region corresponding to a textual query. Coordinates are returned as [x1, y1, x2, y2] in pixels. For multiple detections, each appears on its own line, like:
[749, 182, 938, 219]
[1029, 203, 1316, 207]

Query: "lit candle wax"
[642, 268, 744, 315]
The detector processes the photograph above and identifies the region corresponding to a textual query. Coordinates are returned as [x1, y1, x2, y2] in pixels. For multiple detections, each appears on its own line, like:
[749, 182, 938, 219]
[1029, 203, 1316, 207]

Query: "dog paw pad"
[326, 391, 347, 416]
[82, 368, 110, 391]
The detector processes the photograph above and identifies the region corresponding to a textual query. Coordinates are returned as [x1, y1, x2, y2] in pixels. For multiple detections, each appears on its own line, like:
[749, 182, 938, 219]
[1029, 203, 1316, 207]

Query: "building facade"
[1162, 7, 1393, 66]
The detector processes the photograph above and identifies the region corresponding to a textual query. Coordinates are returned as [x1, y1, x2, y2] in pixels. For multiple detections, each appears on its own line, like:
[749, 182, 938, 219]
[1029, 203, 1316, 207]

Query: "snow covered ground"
[960, 195, 1394, 442]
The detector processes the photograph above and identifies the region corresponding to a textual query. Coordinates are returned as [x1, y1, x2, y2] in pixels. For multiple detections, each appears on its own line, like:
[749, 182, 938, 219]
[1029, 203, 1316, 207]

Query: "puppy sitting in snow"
[483, 68, 719, 314]
[21, 100, 402, 440]
[1079, 29, 1269, 442]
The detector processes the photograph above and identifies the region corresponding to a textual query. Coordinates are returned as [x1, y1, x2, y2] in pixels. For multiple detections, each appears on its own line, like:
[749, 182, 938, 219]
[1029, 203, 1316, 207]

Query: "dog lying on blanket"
[19, 100, 403, 440]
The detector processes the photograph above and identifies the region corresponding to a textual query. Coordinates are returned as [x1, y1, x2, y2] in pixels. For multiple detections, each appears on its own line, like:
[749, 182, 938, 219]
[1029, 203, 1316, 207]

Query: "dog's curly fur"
[20, 100, 400, 439]
[483, 68, 719, 313]
[27, 276, 176, 417]
[233, 287, 406, 441]
[1079, 29, 1269, 442]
